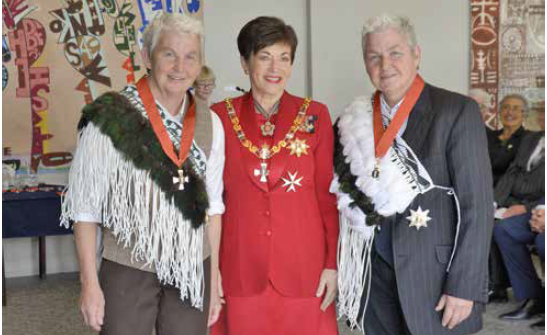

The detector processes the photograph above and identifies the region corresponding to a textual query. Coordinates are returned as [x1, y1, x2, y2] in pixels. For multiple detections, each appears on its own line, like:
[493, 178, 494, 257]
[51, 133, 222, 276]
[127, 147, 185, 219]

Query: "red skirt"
[210, 282, 339, 335]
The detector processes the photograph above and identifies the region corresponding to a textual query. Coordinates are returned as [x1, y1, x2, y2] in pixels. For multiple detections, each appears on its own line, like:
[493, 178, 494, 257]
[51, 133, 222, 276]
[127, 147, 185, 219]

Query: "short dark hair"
[237, 16, 298, 64]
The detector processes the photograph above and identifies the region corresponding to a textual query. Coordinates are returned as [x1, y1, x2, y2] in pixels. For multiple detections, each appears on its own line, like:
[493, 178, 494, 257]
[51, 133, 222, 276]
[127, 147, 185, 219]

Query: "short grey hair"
[362, 14, 418, 53]
[499, 93, 529, 114]
[142, 13, 204, 59]
[469, 88, 492, 108]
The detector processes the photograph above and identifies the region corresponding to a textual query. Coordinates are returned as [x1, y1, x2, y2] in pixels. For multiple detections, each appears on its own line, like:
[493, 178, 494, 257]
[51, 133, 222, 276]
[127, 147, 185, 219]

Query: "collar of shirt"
[380, 94, 404, 120]
[158, 93, 189, 125]
[380, 94, 408, 137]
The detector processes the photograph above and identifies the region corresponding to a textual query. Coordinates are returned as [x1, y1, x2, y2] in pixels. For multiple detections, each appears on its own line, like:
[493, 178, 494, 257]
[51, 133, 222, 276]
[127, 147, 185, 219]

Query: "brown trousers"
[98, 259, 211, 335]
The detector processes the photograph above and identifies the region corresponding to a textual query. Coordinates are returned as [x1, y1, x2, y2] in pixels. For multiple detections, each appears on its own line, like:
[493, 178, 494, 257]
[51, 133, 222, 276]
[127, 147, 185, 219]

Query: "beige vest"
[102, 95, 214, 272]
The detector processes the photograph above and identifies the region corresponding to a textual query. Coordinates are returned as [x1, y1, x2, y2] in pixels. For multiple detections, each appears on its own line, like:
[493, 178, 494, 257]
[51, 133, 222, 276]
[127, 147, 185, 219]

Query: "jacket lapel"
[524, 133, 544, 172]
[402, 84, 435, 157]
[237, 93, 269, 192]
[268, 92, 300, 188]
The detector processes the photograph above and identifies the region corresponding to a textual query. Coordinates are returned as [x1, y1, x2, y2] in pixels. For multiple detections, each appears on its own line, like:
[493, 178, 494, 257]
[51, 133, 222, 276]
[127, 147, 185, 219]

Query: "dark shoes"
[499, 299, 544, 320]
[530, 318, 545, 330]
[488, 289, 509, 304]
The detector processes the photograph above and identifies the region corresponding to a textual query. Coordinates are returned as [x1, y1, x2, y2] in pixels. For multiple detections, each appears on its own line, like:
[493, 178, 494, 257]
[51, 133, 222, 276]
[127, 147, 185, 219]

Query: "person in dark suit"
[493, 104, 545, 329]
[333, 14, 493, 335]
[494, 105, 545, 216]
[494, 200, 545, 330]
[485, 95, 531, 303]
[487, 94, 530, 186]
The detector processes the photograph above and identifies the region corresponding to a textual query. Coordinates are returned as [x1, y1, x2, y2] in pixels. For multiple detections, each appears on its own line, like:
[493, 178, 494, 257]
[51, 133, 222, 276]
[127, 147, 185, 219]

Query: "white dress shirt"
[380, 94, 407, 136]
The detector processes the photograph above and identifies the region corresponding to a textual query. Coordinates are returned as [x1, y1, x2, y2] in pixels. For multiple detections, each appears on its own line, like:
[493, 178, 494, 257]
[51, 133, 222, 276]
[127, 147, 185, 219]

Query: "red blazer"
[212, 91, 339, 298]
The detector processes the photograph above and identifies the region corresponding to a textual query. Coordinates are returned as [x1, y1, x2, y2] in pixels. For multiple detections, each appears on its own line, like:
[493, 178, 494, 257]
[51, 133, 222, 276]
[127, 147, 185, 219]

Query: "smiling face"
[241, 42, 293, 101]
[364, 27, 421, 106]
[194, 79, 215, 100]
[142, 30, 202, 101]
[499, 97, 525, 129]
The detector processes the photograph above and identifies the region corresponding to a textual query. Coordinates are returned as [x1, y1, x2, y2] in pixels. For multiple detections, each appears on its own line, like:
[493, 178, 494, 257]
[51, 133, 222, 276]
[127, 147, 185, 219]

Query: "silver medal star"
[281, 171, 303, 192]
[406, 206, 431, 230]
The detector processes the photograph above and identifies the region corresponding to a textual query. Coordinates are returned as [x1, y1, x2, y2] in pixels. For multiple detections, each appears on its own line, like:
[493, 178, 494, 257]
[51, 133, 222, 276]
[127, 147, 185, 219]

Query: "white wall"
[203, 0, 308, 103]
[310, 0, 470, 118]
[4, 1, 471, 278]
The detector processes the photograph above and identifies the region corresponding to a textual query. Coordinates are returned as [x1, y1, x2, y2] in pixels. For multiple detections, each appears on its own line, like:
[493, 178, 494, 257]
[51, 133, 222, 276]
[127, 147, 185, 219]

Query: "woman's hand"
[208, 271, 225, 327]
[316, 269, 337, 311]
[80, 281, 105, 332]
[530, 209, 545, 233]
[502, 204, 527, 218]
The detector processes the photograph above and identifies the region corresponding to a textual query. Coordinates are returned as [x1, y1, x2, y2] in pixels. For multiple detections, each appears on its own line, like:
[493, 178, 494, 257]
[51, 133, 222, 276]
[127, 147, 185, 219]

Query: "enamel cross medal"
[254, 162, 269, 183]
[136, 77, 197, 193]
[254, 145, 271, 183]
[173, 169, 190, 190]
[282, 171, 303, 192]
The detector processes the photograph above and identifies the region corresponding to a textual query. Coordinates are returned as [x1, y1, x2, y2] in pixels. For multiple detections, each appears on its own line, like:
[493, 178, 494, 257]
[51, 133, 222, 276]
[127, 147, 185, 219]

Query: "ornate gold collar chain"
[225, 97, 311, 161]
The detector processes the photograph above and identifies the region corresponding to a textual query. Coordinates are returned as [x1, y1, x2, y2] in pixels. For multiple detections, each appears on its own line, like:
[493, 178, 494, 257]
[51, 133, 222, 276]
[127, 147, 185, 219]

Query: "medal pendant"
[259, 145, 271, 160]
[288, 138, 310, 158]
[372, 167, 380, 179]
[254, 162, 270, 183]
[406, 206, 431, 230]
[372, 159, 380, 179]
[261, 121, 275, 136]
[173, 169, 190, 190]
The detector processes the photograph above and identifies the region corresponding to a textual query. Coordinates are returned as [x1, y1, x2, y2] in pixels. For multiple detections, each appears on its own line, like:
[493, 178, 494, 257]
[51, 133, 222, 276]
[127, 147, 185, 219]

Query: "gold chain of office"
[225, 97, 311, 160]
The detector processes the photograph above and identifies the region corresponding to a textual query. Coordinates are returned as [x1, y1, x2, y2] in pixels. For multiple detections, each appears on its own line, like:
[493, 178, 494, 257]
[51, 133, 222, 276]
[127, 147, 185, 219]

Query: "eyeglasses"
[196, 82, 216, 89]
[500, 104, 524, 113]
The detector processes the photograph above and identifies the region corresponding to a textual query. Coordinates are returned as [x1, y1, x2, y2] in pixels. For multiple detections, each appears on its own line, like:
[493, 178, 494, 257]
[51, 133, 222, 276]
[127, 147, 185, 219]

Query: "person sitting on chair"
[494, 103, 545, 331]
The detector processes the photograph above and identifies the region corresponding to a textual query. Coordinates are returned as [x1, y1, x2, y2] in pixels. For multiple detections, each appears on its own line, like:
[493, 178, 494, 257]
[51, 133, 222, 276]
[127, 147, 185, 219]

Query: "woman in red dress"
[209, 16, 340, 335]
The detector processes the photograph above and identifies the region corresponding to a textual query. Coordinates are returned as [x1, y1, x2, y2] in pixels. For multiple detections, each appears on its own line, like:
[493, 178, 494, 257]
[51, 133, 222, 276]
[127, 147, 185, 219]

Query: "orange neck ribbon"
[136, 76, 196, 168]
[372, 75, 425, 159]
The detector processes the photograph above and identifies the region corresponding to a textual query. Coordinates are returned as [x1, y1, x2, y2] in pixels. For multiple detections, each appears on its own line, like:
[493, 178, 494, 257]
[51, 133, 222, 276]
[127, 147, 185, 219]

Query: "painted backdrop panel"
[470, 0, 544, 130]
[2, 0, 204, 173]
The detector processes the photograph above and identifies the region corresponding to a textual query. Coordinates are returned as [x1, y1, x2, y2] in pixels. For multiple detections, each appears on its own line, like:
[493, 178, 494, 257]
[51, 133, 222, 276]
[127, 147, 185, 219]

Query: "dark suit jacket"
[388, 84, 494, 335]
[494, 132, 545, 211]
[487, 126, 529, 185]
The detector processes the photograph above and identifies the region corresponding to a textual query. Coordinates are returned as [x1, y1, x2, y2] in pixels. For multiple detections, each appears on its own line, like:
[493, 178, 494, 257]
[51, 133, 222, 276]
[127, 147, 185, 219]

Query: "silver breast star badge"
[406, 206, 431, 230]
[281, 171, 303, 192]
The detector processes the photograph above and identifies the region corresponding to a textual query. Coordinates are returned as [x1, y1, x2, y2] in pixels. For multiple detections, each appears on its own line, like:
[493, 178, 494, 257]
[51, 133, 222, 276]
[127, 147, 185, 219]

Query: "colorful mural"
[470, 0, 545, 130]
[2, 0, 204, 174]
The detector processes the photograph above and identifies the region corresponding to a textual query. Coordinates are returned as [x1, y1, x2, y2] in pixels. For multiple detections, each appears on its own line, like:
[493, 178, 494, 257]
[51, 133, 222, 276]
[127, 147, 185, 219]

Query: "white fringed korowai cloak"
[331, 97, 461, 331]
[61, 99, 206, 310]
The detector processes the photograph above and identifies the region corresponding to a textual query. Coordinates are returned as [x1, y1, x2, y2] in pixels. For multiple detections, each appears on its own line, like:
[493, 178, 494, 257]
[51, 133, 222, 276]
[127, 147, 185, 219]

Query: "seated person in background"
[489, 102, 545, 303]
[487, 94, 530, 186]
[193, 65, 216, 105]
[494, 199, 544, 330]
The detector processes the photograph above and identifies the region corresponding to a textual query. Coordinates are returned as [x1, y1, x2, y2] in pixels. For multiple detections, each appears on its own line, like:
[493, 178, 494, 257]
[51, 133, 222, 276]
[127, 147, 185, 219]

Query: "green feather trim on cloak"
[77, 92, 209, 229]
[333, 120, 383, 226]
